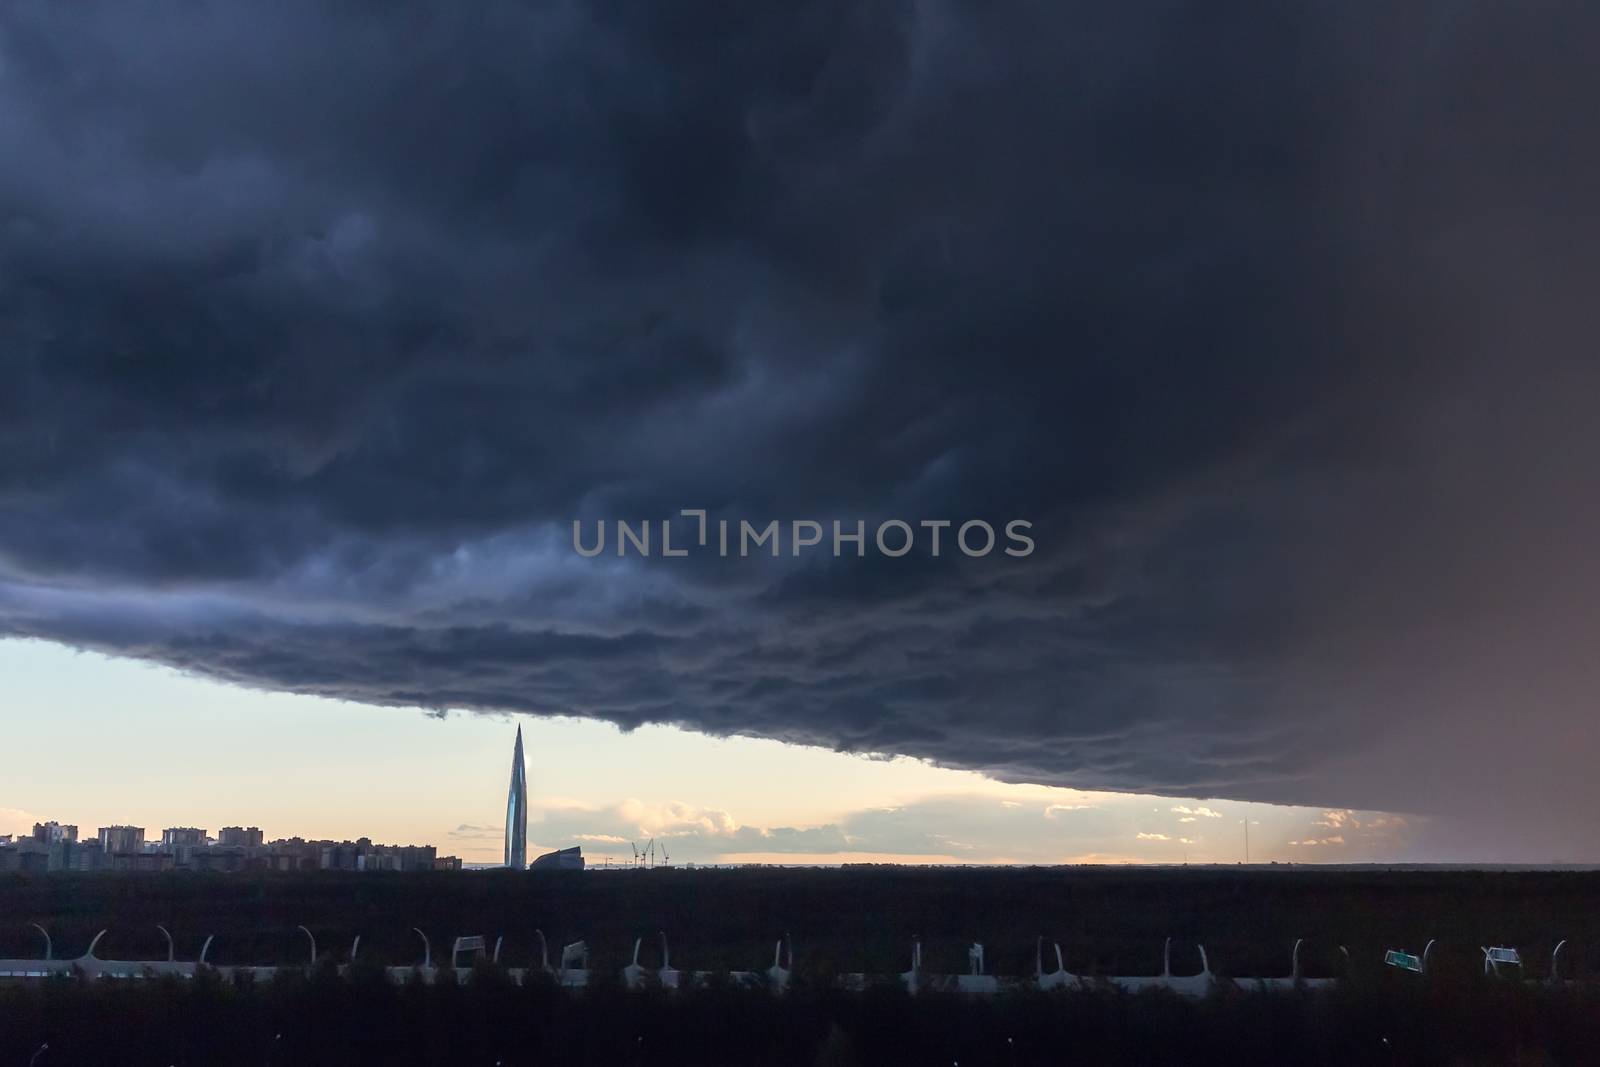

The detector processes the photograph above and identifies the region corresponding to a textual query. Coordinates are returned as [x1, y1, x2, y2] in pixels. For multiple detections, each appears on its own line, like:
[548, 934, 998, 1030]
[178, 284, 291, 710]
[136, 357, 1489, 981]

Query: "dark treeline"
[4, 962, 1600, 1066]
[3, 866, 1600, 980]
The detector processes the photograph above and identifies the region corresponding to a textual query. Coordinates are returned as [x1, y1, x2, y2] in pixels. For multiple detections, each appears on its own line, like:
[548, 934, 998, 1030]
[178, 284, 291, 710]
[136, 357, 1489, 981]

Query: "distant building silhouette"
[530, 846, 583, 871]
[97, 825, 144, 854]
[1, 822, 449, 874]
[160, 827, 209, 866]
[505, 725, 527, 869]
[111, 851, 173, 873]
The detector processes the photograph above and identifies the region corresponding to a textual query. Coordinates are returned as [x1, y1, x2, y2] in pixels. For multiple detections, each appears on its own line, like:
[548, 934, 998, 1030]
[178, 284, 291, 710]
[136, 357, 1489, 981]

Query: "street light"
[413, 927, 432, 969]
[29, 1043, 49, 1066]
[157, 925, 175, 963]
[296, 925, 317, 966]
[30, 923, 51, 961]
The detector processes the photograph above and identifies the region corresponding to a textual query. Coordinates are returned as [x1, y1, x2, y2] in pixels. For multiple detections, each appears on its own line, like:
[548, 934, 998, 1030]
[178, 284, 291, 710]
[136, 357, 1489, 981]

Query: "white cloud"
[1044, 803, 1096, 819]
[0, 807, 38, 835]
[617, 798, 741, 837]
[1170, 805, 1222, 819]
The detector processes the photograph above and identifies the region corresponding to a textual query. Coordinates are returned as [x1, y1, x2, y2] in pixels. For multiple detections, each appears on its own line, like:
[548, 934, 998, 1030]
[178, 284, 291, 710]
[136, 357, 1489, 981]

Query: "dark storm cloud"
[3, 2, 1598, 857]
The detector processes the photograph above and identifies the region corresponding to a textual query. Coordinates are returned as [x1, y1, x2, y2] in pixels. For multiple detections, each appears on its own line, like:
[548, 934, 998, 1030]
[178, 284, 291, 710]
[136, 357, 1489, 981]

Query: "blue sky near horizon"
[1, 638, 1413, 866]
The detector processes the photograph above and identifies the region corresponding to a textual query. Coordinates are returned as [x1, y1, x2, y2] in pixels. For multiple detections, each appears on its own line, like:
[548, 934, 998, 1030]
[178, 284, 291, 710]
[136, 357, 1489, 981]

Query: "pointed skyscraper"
[505, 724, 527, 868]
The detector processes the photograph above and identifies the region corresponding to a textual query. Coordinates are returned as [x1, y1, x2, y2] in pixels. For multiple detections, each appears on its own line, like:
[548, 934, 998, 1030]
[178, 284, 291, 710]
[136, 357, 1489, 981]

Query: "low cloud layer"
[2, 4, 1598, 857]
[439, 792, 1412, 866]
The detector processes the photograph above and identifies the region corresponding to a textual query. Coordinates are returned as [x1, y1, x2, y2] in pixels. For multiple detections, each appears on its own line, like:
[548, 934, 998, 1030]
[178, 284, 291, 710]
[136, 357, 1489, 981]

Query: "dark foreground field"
[4, 866, 1600, 1064]
[5, 964, 1600, 1066]
[4, 865, 1599, 977]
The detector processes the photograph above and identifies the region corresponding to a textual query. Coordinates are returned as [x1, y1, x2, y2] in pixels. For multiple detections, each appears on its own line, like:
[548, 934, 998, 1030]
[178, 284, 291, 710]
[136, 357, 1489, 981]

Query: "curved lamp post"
[29, 921, 51, 966]
[84, 930, 107, 959]
[156, 925, 175, 963]
[296, 925, 317, 966]
[413, 927, 431, 968]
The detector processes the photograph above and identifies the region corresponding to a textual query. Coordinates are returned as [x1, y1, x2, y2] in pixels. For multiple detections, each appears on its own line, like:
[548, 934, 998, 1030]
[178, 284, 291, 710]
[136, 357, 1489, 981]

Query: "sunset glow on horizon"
[3, 638, 1414, 867]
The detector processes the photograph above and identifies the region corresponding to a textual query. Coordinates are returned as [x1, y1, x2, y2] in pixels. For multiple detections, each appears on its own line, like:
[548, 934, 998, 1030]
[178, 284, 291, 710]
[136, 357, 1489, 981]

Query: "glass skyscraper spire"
[505, 725, 527, 868]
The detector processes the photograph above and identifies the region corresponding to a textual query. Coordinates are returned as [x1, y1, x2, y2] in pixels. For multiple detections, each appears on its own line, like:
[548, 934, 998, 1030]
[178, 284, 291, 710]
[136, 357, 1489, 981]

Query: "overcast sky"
[2, 4, 1597, 861]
